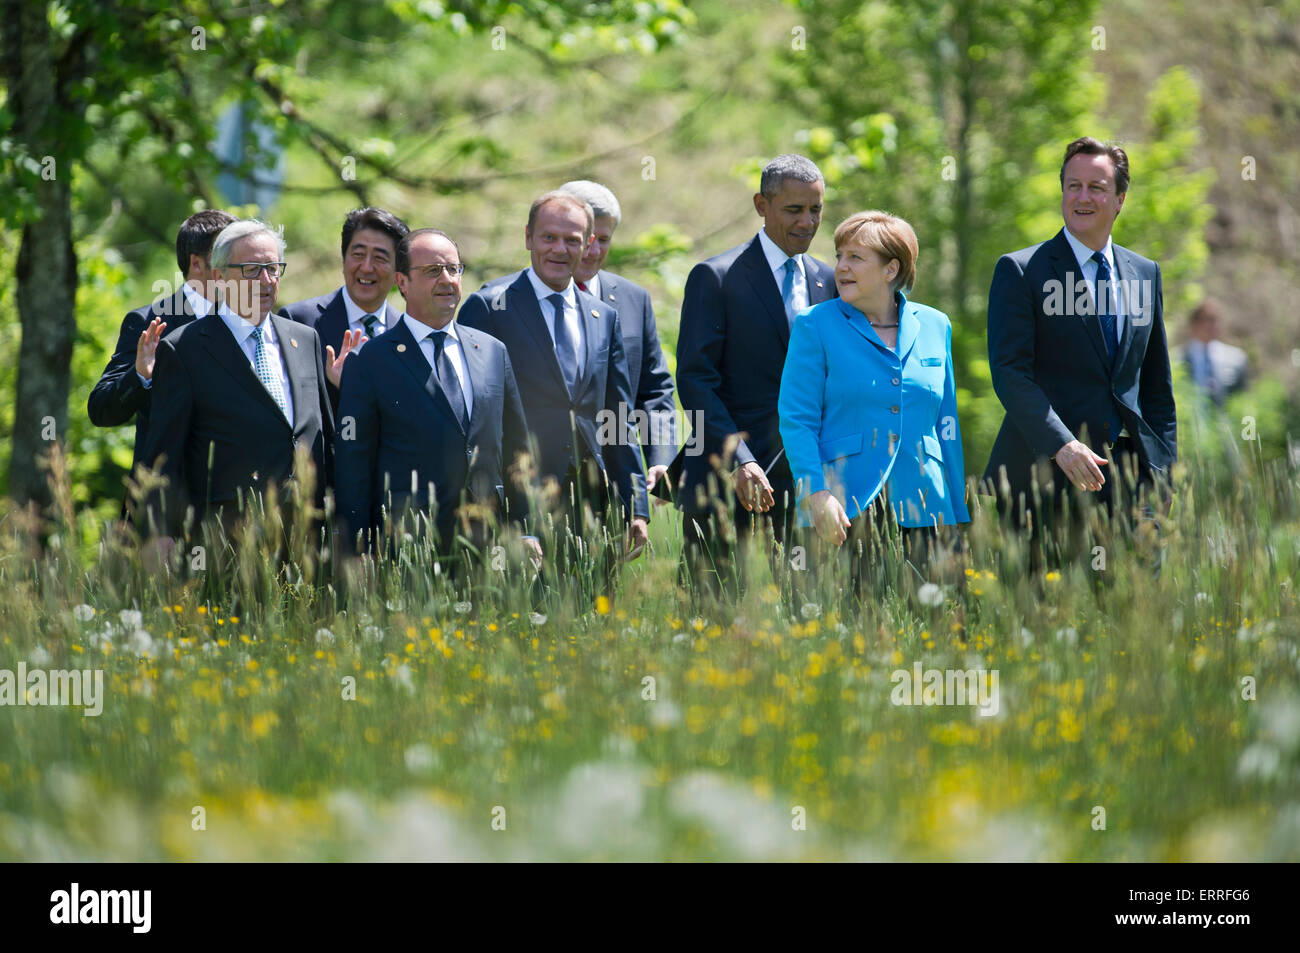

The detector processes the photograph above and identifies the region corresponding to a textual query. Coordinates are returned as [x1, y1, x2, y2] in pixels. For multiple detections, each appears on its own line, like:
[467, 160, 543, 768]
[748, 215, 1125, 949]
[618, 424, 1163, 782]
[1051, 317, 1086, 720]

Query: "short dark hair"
[176, 209, 237, 275]
[396, 228, 461, 276]
[1060, 137, 1130, 195]
[341, 207, 410, 260]
[1189, 297, 1225, 327]
[759, 154, 823, 198]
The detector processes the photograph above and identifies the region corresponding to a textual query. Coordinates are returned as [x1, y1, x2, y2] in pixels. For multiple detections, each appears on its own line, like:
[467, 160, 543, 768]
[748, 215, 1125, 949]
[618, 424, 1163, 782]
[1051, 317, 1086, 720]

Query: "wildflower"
[29, 645, 52, 667]
[529, 613, 547, 625]
[314, 628, 336, 647]
[119, 609, 143, 628]
[1016, 627, 1034, 648]
[362, 625, 384, 644]
[1054, 627, 1079, 647]
[73, 605, 94, 622]
[800, 602, 822, 620]
[1044, 571, 1061, 583]
[129, 629, 156, 658]
[596, 596, 611, 615]
[917, 583, 944, 607]
[404, 743, 436, 774]
[453, 601, 472, 614]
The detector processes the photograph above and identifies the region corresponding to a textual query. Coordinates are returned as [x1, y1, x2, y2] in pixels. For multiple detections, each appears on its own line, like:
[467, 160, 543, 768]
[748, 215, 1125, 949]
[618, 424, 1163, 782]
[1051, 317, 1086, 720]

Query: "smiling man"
[139, 220, 340, 543]
[983, 136, 1177, 563]
[674, 154, 837, 601]
[279, 207, 410, 414]
[458, 191, 649, 572]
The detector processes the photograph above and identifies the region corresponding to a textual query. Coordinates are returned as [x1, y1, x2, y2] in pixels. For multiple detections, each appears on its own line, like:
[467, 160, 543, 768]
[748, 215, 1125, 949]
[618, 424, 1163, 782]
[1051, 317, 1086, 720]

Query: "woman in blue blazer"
[779, 211, 969, 582]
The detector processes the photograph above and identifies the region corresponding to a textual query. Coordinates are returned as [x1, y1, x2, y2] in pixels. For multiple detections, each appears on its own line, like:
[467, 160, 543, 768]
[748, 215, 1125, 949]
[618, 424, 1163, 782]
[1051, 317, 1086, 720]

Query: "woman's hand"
[809, 489, 851, 545]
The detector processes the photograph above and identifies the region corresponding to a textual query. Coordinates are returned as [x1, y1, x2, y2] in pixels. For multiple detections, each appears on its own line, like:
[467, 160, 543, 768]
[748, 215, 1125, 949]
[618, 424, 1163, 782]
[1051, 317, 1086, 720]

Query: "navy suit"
[983, 229, 1177, 518]
[459, 271, 649, 521]
[278, 287, 402, 415]
[88, 289, 201, 498]
[589, 271, 678, 469]
[138, 313, 334, 537]
[673, 234, 836, 595]
[334, 317, 530, 551]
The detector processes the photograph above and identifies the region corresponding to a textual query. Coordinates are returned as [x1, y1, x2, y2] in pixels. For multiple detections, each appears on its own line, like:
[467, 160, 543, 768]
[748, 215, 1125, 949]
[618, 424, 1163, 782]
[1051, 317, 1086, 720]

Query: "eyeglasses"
[228, 261, 288, 279]
[413, 263, 464, 278]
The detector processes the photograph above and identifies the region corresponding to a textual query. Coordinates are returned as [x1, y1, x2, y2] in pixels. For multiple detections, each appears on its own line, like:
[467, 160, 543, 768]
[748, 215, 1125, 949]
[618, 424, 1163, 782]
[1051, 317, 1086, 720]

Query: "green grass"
[1, 411, 1298, 861]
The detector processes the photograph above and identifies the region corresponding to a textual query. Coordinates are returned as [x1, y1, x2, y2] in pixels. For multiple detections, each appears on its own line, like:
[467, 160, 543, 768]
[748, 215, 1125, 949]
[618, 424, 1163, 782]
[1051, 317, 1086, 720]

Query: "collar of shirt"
[525, 267, 576, 309]
[582, 272, 602, 301]
[182, 281, 213, 318]
[218, 304, 277, 349]
[1062, 226, 1116, 278]
[401, 312, 460, 346]
[758, 227, 806, 284]
[341, 285, 389, 331]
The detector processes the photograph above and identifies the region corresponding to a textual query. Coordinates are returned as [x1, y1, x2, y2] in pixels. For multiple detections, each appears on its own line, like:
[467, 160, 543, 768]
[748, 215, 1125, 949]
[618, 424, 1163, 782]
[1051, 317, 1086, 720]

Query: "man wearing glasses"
[334, 228, 540, 571]
[139, 220, 351, 545]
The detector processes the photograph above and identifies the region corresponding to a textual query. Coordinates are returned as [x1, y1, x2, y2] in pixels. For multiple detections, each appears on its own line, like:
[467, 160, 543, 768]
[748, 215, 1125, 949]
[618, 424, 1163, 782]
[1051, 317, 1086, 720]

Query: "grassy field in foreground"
[1, 410, 1298, 861]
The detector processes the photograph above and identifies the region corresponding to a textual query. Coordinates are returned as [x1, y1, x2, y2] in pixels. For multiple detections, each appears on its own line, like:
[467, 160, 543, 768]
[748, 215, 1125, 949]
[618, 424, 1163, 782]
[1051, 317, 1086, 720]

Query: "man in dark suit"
[335, 227, 540, 569]
[459, 191, 649, 564]
[674, 154, 837, 599]
[278, 207, 410, 414]
[139, 220, 345, 546]
[557, 180, 678, 491]
[89, 209, 237, 509]
[983, 136, 1177, 558]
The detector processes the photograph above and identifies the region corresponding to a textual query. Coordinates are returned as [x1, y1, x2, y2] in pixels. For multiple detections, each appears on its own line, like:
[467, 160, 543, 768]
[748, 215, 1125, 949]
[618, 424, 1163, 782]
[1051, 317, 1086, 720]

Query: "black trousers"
[680, 480, 798, 603]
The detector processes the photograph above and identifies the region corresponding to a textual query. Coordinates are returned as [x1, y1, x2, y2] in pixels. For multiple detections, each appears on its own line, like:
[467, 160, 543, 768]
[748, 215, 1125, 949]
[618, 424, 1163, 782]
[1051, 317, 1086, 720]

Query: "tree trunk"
[3, 0, 77, 509]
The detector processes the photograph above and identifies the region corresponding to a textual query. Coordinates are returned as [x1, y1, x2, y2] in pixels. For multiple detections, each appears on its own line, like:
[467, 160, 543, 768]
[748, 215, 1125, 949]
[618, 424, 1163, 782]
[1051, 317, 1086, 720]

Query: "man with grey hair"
[557, 179, 677, 494]
[139, 219, 346, 543]
[673, 153, 837, 601]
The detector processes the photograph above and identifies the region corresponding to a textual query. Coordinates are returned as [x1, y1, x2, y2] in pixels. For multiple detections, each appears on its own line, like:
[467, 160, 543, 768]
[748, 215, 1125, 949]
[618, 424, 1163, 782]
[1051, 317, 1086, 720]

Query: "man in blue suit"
[334, 228, 539, 567]
[558, 180, 678, 491]
[674, 154, 837, 599]
[89, 209, 236, 512]
[459, 191, 649, 562]
[278, 207, 410, 415]
[983, 137, 1177, 556]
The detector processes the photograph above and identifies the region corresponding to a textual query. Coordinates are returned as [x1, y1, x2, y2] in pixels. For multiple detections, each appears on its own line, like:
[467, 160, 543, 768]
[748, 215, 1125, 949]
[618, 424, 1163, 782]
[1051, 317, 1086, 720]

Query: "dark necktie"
[1091, 250, 1118, 367]
[576, 281, 588, 293]
[548, 292, 578, 395]
[431, 329, 468, 431]
[361, 312, 381, 337]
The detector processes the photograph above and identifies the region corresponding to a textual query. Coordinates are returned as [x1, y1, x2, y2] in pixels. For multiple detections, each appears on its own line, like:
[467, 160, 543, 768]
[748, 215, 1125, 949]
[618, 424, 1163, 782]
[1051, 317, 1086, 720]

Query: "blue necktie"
[361, 312, 381, 338]
[781, 258, 799, 327]
[249, 325, 290, 423]
[431, 330, 468, 431]
[548, 293, 578, 395]
[1091, 250, 1118, 367]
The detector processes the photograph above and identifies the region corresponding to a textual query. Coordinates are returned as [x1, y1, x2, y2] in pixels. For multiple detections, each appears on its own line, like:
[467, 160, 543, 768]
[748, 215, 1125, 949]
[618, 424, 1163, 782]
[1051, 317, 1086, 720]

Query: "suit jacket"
[278, 287, 402, 415]
[88, 289, 201, 483]
[334, 317, 531, 549]
[982, 229, 1177, 504]
[1182, 338, 1249, 406]
[779, 294, 970, 529]
[138, 312, 334, 536]
[459, 271, 649, 520]
[673, 235, 836, 513]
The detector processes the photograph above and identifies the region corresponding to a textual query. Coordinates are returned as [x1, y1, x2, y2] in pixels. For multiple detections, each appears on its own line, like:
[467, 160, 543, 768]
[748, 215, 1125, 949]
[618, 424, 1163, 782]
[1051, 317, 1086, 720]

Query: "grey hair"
[759, 154, 824, 198]
[558, 180, 622, 228]
[210, 219, 286, 269]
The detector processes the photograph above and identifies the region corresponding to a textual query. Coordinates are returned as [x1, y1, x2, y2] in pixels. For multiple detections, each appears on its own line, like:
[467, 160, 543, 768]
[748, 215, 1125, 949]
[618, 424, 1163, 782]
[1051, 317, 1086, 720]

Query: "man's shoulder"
[465, 271, 527, 310]
[456, 322, 508, 356]
[599, 271, 650, 306]
[271, 312, 322, 347]
[279, 288, 342, 323]
[1112, 241, 1159, 274]
[697, 238, 755, 276]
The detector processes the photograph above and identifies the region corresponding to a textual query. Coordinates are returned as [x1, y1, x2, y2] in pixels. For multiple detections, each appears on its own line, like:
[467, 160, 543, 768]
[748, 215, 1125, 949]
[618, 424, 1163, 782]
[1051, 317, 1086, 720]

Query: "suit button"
[890, 406, 899, 414]
[892, 377, 901, 386]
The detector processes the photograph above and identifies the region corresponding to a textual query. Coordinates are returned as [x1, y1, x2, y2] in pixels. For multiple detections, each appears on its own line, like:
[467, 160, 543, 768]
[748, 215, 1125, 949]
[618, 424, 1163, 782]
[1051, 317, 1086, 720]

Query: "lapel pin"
[591, 309, 600, 318]
[816, 281, 824, 288]
[290, 339, 299, 348]
[396, 343, 406, 353]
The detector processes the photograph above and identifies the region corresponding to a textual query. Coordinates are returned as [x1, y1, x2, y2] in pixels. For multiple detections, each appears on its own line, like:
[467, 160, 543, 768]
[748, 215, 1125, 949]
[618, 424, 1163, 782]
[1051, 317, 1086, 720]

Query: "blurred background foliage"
[1, 0, 1297, 531]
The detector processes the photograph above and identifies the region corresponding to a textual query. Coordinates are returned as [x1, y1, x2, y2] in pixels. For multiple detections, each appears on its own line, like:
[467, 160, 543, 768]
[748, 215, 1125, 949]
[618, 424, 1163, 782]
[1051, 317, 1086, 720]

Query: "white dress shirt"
[579, 272, 602, 301]
[758, 227, 808, 317]
[402, 313, 473, 420]
[526, 266, 585, 379]
[1063, 226, 1124, 347]
[219, 306, 295, 426]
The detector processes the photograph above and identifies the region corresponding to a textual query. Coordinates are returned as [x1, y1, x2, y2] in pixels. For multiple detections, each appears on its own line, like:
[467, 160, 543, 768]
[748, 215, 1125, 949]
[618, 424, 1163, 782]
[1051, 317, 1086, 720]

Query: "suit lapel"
[740, 237, 792, 347]
[576, 288, 606, 399]
[895, 296, 920, 364]
[271, 314, 316, 431]
[198, 314, 293, 429]
[459, 325, 491, 442]
[316, 291, 349, 353]
[511, 273, 573, 398]
[1050, 230, 1111, 373]
[389, 318, 466, 434]
[806, 258, 833, 304]
[1110, 245, 1147, 377]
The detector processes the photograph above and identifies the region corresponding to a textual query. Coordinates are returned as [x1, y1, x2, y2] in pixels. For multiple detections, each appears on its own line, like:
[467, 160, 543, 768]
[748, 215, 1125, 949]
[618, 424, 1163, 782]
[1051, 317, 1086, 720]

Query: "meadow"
[0, 376, 1297, 862]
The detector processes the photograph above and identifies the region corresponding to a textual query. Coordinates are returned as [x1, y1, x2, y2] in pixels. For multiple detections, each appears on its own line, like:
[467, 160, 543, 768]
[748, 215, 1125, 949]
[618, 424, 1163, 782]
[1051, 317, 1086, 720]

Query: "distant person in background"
[89, 208, 237, 511]
[1183, 297, 1249, 406]
[279, 207, 410, 414]
[779, 211, 968, 599]
[556, 180, 678, 494]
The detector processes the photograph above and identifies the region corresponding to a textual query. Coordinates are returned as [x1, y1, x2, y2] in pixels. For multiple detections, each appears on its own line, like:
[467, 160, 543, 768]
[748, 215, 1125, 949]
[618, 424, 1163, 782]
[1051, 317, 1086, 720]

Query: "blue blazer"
[334, 317, 530, 549]
[459, 271, 649, 520]
[778, 293, 970, 528]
